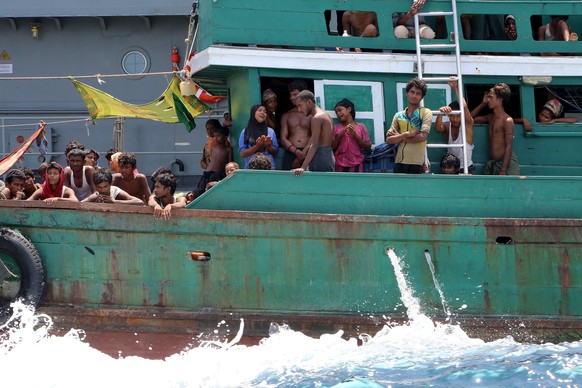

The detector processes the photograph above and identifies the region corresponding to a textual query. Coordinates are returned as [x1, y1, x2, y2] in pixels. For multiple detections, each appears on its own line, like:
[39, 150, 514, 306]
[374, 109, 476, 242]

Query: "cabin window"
[327, 11, 380, 37]
[121, 49, 149, 75]
[259, 77, 314, 119]
[533, 86, 582, 123]
[460, 14, 516, 41]
[324, 10, 346, 35]
[530, 15, 581, 41]
[466, 84, 523, 120]
[315, 80, 385, 146]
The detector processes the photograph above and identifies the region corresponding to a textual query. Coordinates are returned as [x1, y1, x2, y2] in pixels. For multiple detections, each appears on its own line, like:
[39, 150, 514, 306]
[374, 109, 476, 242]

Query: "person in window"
[539, 15, 578, 56]
[515, 98, 577, 131]
[392, 1, 435, 40]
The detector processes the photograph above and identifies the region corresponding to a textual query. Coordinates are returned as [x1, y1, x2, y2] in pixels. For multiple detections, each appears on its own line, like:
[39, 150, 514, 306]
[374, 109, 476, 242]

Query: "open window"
[460, 14, 516, 41]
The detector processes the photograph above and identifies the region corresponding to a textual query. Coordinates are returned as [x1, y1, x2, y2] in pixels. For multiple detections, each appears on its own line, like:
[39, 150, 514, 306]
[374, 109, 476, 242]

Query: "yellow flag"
[71, 76, 209, 131]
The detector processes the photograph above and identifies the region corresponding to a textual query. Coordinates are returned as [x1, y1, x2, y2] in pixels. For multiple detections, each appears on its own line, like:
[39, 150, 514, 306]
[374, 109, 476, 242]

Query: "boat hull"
[1, 188, 581, 346]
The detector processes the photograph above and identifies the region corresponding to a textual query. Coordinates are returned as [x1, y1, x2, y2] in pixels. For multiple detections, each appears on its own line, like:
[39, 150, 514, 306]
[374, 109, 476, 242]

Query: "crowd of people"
[0, 143, 187, 220]
[1, 73, 578, 213]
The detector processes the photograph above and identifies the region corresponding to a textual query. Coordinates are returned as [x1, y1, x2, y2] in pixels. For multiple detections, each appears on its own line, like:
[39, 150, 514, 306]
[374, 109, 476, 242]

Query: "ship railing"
[197, 0, 582, 57]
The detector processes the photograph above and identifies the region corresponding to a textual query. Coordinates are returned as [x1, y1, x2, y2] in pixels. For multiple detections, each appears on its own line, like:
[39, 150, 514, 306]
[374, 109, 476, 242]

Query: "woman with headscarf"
[27, 162, 78, 203]
[515, 98, 577, 131]
[238, 104, 279, 169]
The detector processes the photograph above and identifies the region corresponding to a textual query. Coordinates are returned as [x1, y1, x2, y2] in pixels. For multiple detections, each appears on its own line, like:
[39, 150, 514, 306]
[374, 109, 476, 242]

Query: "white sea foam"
[1, 248, 581, 388]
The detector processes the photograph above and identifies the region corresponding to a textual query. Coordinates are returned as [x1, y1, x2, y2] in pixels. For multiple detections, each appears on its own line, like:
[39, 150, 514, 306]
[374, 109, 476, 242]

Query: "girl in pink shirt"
[331, 99, 372, 172]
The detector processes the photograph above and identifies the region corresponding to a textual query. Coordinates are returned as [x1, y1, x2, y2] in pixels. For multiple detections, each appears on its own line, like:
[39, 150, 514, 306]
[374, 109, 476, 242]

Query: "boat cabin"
[189, 0, 582, 176]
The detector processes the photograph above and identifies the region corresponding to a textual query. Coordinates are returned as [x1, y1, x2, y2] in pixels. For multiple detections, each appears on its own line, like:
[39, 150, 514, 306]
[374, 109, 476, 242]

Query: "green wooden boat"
[2, 1, 582, 352]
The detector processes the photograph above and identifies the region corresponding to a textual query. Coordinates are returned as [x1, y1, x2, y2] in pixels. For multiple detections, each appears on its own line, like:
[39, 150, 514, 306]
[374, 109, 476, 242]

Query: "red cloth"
[41, 163, 65, 199]
[0, 122, 46, 176]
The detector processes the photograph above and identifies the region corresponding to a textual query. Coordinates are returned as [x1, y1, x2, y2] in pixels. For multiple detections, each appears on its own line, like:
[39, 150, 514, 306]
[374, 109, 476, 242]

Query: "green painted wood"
[191, 170, 582, 219]
[197, 0, 582, 54]
[323, 85, 374, 111]
[0, 201, 580, 321]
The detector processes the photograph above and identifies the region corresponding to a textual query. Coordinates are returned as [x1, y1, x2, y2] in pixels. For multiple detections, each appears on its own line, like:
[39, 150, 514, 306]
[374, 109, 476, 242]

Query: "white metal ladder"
[413, 0, 469, 174]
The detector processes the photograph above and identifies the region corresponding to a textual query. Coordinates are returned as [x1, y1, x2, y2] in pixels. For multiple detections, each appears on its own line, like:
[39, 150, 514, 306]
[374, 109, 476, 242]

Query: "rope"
[0, 118, 93, 129]
[0, 71, 177, 81]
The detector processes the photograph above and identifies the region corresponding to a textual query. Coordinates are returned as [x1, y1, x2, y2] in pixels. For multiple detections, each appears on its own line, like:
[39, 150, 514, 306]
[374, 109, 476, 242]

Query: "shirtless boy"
[148, 173, 187, 220]
[112, 152, 151, 204]
[1, 169, 27, 200]
[19, 166, 41, 199]
[280, 80, 312, 170]
[293, 90, 335, 174]
[471, 83, 520, 175]
[65, 148, 96, 200]
[194, 126, 232, 195]
[83, 169, 143, 205]
[342, 11, 378, 38]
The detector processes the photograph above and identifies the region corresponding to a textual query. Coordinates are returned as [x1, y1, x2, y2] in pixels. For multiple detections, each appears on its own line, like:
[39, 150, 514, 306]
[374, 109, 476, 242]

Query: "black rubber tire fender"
[0, 227, 46, 308]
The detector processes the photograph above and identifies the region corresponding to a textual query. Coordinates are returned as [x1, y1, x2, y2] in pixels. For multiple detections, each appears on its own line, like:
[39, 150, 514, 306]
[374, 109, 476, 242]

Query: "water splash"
[386, 248, 422, 320]
[1, 265, 581, 387]
[424, 249, 452, 320]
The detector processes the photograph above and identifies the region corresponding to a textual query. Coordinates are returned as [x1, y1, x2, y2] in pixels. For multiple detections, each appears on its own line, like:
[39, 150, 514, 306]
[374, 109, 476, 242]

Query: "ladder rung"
[417, 11, 454, 17]
[420, 76, 459, 82]
[419, 43, 457, 49]
[427, 144, 465, 149]
[432, 110, 462, 115]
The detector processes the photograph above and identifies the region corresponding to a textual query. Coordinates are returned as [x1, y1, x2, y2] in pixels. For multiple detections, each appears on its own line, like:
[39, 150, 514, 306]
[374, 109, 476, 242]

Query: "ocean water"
[1, 251, 580, 387]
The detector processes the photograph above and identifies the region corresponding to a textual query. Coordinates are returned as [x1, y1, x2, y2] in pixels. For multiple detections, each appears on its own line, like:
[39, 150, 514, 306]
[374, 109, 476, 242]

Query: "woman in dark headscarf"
[27, 162, 77, 203]
[238, 104, 279, 169]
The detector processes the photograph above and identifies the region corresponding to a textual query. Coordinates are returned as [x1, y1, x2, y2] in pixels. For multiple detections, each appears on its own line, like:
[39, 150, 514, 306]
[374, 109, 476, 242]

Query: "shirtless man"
[19, 166, 41, 199]
[342, 11, 378, 38]
[280, 80, 312, 170]
[148, 173, 187, 220]
[65, 148, 96, 201]
[82, 169, 143, 205]
[1, 169, 27, 200]
[471, 83, 520, 175]
[112, 152, 151, 204]
[293, 90, 335, 174]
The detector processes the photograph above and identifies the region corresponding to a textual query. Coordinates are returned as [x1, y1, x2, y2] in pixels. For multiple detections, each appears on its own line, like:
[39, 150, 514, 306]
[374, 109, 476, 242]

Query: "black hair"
[86, 149, 100, 161]
[448, 101, 460, 111]
[93, 169, 113, 185]
[47, 161, 63, 173]
[205, 119, 222, 130]
[105, 148, 118, 162]
[64, 140, 85, 157]
[67, 147, 87, 159]
[155, 173, 178, 195]
[118, 152, 137, 168]
[440, 153, 461, 173]
[5, 169, 27, 183]
[214, 125, 230, 137]
[406, 77, 428, 97]
[19, 166, 35, 179]
[295, 90, 316, 103]
[248, 153, 273, 170]
[150, 166, 173, 190]
[335, 98, 356, 119]
[288, 79, 308, 93]
[490, 83, 511, 107]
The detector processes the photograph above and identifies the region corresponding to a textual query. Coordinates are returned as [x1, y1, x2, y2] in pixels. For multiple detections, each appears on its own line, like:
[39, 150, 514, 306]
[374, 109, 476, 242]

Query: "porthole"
[121, 49, 149, 76]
